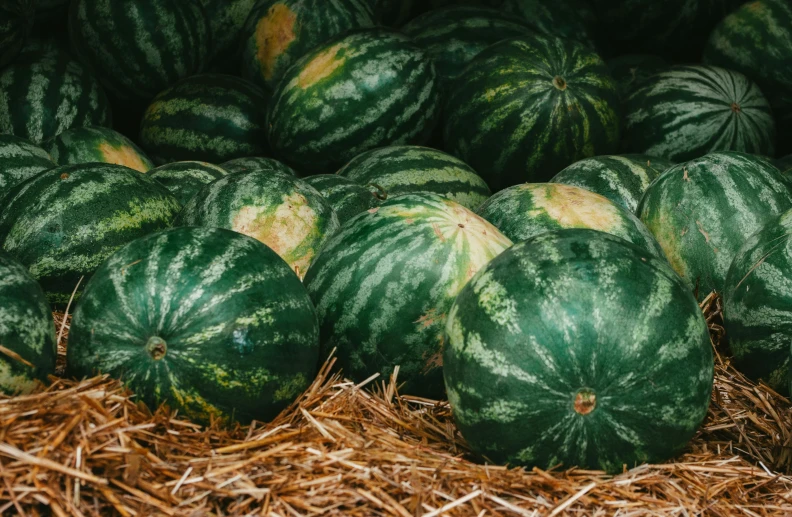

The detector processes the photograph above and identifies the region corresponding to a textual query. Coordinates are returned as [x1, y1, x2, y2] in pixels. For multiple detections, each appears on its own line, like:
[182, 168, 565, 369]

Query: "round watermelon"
[199, 0, 256, 63]
[45, 126, 153, 173]
[303, 174, 381, 224]
[444, 229, 713, 473]
[0, 135, 55, 196]
[67, 226, 319, 425]
[0, 0, 35, 69]
[149, 161, 227, 205]
[606, 54, 668, 100]
[221, 156, 297, 176]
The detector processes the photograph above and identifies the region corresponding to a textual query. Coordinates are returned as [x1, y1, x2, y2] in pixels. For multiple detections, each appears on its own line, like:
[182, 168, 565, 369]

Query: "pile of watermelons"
[0, 0, 791, 474]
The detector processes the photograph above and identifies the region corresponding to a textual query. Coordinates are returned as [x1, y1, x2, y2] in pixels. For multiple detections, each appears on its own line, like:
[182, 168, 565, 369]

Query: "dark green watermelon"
[0, 134, 55, 196]
[221, 156, 297, 176]
[0, 0, 35, 69]
[45, 126, 153, 172]
[303, 174, 381, 224]
[199, 0, 256, 63]
[149, 161, 227, 205]
[606, 54, 668, 100]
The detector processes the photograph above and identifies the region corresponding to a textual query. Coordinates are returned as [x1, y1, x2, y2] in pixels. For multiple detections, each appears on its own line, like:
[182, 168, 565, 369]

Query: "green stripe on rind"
[68, 0, 211, 100]
[444, 229, 713, 473]
[0, 135, 55, 196]
[176, 169, 340, 279]
[624, 65, 776, 162]
[303, 193, 513, 398]
[199, 0, 256, 61]
[267, 28, 441, 175]
[443, 34, 620, 192]
[67, 226, 319, 425]
[140, 74, 269, 165]
[221, 157, 297, 176]
[44, 126, 154, 173]
[0, 51, 112, 144]
[606, 54, 668, 100]
[0, 0, 34, 68]
[638, 151, 792, 299]
[0, 163, 182, 304]
[336, 146, 491, 210]
[149, 161, 227, 205]
[303, 174, 381, 224]
[550, 154, 675, 213]
[0, 250, 56, 395]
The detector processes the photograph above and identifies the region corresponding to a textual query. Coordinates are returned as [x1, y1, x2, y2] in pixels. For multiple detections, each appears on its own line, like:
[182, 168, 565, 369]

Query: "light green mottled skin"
[222, 157, 297, 176]
[44, 126, 154, 172]
[624, 65, 776, 162]
[199, 0, 257, 61]
[149, 161, 228, 205]
[638, 152, 792, 300]
[337, 146, 491, 210]
[303, 174, 381, 224]
[304, 193, 513, 397]
[443, 34, 620, 192]
[67, 227, 319, 425]
[0, 0, 34, 69]
[606, 54, 668, 101]
[0, 250, 56, 395]
[267, 29, 441, 175]
[551, 154, 675, 213]
[0, 135, 55, 196]
[0, 163, 182, 305]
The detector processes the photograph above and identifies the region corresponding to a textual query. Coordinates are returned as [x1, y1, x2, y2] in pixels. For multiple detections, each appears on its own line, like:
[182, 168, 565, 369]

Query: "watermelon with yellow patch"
[44, 125, 153, 172]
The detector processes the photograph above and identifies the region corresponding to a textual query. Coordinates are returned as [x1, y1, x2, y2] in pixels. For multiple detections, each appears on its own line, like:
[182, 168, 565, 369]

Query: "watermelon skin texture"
[443, 34, 620, 192]
[0, 135, 55, 196]
[176, 169, 340, 279]
[0, 250, 56, 395]
[444, 229, 713, 473]
[550, 154, 674, 213]
[68, 0, 211, 101]
[149, 161, 227, 205]
[0, 163, 182, 305]
[0, 0, 34, 69]
[0, 50, 112, 144]
[303, 174, 381, 224]
[140, 74, 269, 165]
[638, 152, 792, 299]
[303, 193, 512, 398]
[606, 54, 668, 101]
[267, 29, 441, 175]
[624, 65, 776, 163]
[67, 226, 319, 425]
[222, 157, 297, 176]
[336, 146, 491, 210]
[199, 0, 256, 63]
[45, 126, 153, 173]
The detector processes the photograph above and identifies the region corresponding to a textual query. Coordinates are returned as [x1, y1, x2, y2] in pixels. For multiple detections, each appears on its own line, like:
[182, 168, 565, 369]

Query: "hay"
[1, 294, 791, 515]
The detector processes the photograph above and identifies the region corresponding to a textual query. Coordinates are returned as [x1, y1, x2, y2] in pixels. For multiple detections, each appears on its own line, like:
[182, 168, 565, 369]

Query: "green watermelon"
[443, 34, 620, 192]
[67, 226, 319, 424]
[303, 193, 512, 397]
[45, 126, 153, 173]
[68, 0, 211, 101]
[606, 54, 668, 100]
[624, 65, 776, 162]
[221, 156, 297, 176]
[638, 152, 792, 299]
[241, 0, 375, 92]
[0, 49, 111, 144]
[336, 146, 491, 210]
[176, 169, 340, 279]
[0, 0, 34, 69]
[444, 229, 713, 473]
[0, 163, 182, 304]
[0, 250, 56, 395]
[149, 161, 227, 205]
[303, 174, 381, 224]
[199, 0, 256, 62]
[139, 74, 269, 165]
[0, 135, 55, 196]
[550, 154, 674, 213]
[267, 29, 441, 175]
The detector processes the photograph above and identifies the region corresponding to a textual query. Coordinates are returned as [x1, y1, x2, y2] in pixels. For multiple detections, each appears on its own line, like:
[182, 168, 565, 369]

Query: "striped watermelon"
[45, 126, 153, 173]
[176, 169, 340, 279]
[444, 229, 713, 472]
[222, 157, 297, 176]
[550, 154, 674, 213]
[67, 226, 319, 424]
[68, 0, 211, 101]
[303, 175, 381, 224]
[267, 29, 441, 175]
[149, 161, 227, 205]
[624, 65, 776, 162]
[336, 146, 491, 210]
[0, 49, 111, 144]
[606, 54, 668, 100]
[638, 152, 792, 299]
[0, 163, 182, 304]
[0, 250, 56, 395]
[443, 34, 620, 192]
[199, 0, 256, 62]
[139, 74, 269, 165]
[0, 135, 55, 196]
[0, 0, 34, 69]
[303, 193, 512, 397]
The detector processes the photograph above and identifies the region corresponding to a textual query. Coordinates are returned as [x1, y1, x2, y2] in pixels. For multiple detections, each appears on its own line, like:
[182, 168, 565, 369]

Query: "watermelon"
[0, 135, 55, 196]
[241, 0, 375, 92]
[303, 174, 381, 224]
[267, 28, 441, 175]
[303, 193, 512, 397]
[443, 34, 620, 192]
[624, 65, 776, 162]
[67, 226, 319, 425]
[550, 154, 674, 213]
[68, 0, 211, 101]
[176, 169, 340, 279]
[606, 54, 668, 100]
[336, 146, 491, 210]
[0, 49, 111, 144]
[638, 152, 792, 299]
[500, 0, 596, 47]
[199, 0, 256, 63]
[0, 250, 56, 395]
[444, 229, 713, 473]
[0, 163, 182, 304]
[149, 161, 227, 205]
[45, 126, 153, 173]
[222, 156, 297, 176]
[0, 0, 35, 69]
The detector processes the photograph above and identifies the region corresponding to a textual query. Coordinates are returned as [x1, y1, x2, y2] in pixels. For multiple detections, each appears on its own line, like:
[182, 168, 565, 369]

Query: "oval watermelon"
[221, 156, 297, 176]
[45, 126, 153, 173]
[0, 135, 55, 196]
[149, 161, 227, 205]
[0, 0, 35, 69]
[303, 174, 381, 224]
